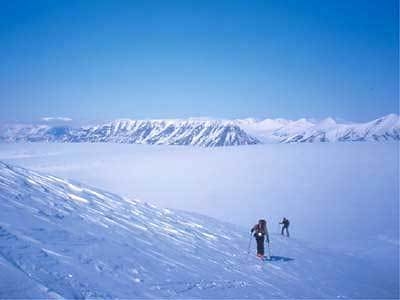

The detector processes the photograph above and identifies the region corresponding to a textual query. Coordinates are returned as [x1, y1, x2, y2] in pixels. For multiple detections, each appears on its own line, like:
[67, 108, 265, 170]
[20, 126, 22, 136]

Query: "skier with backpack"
[250, 219, 270, 258]
[280, 217, 290, 237]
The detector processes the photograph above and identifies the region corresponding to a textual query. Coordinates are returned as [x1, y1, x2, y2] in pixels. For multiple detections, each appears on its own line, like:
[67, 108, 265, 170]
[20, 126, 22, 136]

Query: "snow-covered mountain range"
[0, 119, 260, 147]
[240, 113, 400, 143]
[0, 161, 396, 298]
[0, 114, 399, 146]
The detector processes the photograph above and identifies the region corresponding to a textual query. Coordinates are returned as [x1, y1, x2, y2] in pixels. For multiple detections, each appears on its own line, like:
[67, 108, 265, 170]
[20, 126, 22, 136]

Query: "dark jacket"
[280, 218, 290, 227]
[251, 223, 269, 242]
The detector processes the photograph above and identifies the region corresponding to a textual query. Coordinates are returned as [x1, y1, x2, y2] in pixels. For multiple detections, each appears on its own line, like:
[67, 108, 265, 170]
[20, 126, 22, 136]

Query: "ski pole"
[247, 233, 252, 254]
[267, 241, 272, 260]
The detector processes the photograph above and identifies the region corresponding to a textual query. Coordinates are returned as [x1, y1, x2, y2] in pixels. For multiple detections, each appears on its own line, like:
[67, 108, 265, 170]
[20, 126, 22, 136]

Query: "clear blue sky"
[0, 0, 398, 123]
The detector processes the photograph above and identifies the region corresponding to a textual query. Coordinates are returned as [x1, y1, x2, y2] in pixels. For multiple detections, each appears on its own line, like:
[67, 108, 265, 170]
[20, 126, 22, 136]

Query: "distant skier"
[251, 219, 269, 258]
[280, 217, 290, 237]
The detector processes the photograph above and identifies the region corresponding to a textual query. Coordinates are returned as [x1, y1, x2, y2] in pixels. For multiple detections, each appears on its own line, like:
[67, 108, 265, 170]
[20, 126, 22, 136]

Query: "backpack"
[255, 219, 266, 235]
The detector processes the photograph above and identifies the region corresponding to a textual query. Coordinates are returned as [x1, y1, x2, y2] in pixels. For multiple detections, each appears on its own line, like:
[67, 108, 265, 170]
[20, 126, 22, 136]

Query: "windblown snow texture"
[0, 114, 399, 146]
[0, 162, 397, 298]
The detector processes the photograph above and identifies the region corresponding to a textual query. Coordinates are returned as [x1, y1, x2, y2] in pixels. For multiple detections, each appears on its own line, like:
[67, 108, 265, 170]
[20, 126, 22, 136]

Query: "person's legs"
[281, 226, 284, 235]
[256, 236, 265, 256]
[285, 226, 289, 237]
[256, 237, 261, 255]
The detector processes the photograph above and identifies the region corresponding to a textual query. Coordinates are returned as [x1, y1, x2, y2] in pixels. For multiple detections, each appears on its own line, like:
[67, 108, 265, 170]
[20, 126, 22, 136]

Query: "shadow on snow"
[265, 256, 294, 262]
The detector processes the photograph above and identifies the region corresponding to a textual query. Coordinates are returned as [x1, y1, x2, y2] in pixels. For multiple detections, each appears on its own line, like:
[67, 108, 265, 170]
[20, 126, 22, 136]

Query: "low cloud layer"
[41, 117, 72, 122]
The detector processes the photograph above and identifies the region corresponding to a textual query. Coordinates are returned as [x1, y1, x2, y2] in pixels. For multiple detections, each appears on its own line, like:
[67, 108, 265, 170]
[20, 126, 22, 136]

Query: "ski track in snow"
[0, 161, 398, 298]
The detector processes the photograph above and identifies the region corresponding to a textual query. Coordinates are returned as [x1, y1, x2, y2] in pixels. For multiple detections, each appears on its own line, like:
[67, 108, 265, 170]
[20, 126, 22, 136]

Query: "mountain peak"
[316, 117, 337, 127]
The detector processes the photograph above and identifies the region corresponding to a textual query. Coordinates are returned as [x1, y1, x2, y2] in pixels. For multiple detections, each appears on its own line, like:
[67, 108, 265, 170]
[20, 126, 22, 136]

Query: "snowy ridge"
[0, 162, 395, 298]
[237, 113, 400, 143]
[75, 119, 260, 146]
[0, 114, 399, 146]
[281, 114, 400, 143]
[0, 119, 260, 147]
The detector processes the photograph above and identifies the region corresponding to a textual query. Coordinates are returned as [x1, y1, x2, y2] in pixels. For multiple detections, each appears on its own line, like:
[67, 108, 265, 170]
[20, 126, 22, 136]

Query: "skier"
[250, 219, 269, 258]
[280, 217, 290, 237]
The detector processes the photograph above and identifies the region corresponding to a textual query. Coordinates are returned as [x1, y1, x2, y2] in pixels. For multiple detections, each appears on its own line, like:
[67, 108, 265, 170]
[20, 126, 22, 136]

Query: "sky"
[0, 0, 398, 123]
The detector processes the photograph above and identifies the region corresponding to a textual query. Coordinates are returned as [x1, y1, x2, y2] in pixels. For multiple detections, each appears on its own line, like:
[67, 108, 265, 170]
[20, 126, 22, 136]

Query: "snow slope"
[0, 162, 397, 298]
[0, 142, 397, 251]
